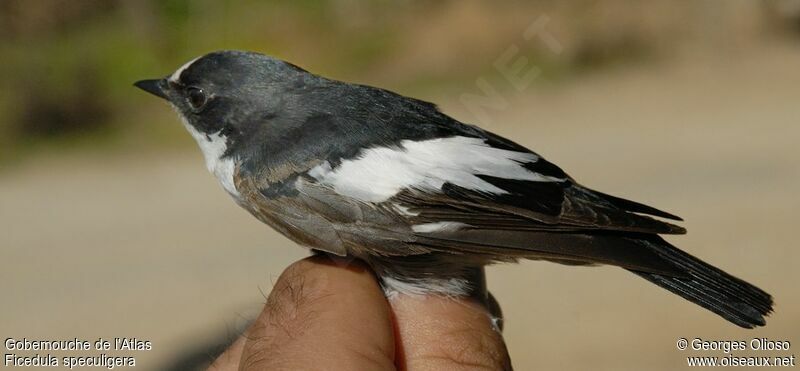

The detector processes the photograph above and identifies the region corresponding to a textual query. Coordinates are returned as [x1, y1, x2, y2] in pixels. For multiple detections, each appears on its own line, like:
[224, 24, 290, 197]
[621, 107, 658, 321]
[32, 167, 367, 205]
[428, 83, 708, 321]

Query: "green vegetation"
[0, 1, 793, 167]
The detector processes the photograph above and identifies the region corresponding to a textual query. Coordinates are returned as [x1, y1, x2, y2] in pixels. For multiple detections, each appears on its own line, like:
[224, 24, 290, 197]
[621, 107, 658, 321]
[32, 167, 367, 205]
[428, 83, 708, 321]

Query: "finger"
[207, 335, 246, 371]
[390, 290, 511, 370]
[239, 256, 396, 370]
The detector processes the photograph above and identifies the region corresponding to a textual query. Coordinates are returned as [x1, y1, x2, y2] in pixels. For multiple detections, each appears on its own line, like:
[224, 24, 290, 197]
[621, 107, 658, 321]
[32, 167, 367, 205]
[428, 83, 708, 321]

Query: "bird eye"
[186, 87, 207, 110]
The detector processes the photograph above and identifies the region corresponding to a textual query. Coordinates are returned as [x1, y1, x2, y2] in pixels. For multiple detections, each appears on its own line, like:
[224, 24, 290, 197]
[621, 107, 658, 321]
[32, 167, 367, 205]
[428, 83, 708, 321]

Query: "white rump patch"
[309, 136, 561, 202]
[178, 114, 240, 197]
[169, 57, 200, 83]
[382, 276, 472, 297]
[411, 221, 468, 233]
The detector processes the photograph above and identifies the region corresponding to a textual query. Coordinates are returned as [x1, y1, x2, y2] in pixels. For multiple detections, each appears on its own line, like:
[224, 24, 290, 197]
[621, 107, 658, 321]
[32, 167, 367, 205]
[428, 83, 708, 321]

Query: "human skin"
[208, 256, 511, 370]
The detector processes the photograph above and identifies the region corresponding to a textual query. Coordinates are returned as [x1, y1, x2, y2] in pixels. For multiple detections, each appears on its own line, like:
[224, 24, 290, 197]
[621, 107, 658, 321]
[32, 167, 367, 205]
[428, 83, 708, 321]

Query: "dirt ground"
[2, 44, 798, 370]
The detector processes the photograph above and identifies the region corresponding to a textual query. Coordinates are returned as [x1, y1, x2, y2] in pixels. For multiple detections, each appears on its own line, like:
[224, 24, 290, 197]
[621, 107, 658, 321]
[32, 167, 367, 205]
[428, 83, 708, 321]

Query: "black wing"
[392, 170, 686, 236]
[239, 80, 771, 328]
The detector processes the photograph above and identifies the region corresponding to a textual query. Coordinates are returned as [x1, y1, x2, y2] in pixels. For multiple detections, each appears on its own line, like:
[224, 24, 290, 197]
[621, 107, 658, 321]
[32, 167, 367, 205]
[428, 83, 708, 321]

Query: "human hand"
[209, 256, 511, 370]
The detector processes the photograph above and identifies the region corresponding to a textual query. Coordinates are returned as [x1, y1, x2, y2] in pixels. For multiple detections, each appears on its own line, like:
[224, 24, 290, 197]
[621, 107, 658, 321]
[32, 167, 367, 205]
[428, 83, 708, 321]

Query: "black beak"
[134, 78, 169, 100]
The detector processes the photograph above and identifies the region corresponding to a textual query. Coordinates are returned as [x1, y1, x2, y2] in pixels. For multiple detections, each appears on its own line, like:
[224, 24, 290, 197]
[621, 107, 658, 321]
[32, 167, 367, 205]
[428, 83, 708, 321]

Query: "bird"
[135, 50, 772, 328]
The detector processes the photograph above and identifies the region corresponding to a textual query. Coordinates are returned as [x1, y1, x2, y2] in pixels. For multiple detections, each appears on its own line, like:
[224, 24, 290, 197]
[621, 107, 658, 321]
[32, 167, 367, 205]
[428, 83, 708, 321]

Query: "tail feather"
[630, 236, 772, 328]
[416, 229, 773, 328]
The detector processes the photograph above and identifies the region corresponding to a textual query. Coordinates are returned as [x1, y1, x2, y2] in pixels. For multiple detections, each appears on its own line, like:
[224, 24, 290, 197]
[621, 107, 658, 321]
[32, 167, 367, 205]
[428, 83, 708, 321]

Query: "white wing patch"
[394, 204, 419, 216]
[411, 222, 468, 233]
[309, 136, 561, 202]
[177, 113, 240, 198]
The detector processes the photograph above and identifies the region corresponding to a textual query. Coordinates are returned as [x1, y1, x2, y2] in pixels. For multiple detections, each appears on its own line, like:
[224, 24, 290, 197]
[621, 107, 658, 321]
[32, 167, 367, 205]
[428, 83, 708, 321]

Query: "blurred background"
[1, 1, 798, 370]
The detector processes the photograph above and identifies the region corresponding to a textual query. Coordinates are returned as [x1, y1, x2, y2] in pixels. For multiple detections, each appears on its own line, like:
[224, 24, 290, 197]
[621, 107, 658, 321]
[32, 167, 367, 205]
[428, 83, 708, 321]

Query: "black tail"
[629, 236, 773, 328]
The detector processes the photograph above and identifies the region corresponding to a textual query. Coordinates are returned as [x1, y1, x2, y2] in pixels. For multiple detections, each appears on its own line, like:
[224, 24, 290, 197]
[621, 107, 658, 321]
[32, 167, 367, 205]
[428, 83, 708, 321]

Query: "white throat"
[179, 116, 240, 198]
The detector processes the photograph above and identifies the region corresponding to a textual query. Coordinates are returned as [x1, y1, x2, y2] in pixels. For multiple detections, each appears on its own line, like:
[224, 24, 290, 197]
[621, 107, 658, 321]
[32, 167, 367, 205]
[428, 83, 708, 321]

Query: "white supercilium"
[169, 57, 200, 83]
